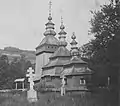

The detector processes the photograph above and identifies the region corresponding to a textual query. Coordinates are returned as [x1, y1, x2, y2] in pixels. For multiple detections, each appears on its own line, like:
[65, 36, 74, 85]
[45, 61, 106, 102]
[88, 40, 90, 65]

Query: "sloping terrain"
[0, 47, 36, 64]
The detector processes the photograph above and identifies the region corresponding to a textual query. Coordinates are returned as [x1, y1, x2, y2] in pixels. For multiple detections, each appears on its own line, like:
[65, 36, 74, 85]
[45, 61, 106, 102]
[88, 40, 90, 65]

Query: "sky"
[0, 0, 109, 50]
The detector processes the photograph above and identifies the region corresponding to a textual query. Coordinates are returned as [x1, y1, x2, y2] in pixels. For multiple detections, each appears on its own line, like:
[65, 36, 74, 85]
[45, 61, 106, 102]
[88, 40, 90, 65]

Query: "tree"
[0, 55, 9, 64]
[83, 0, 120, 88]
[79, 42, 93, 59]
[90, 3, 120, 62]
[82, 2, 120, 104]
[0, 55, 13, 89]
[0, 53, 33, 89]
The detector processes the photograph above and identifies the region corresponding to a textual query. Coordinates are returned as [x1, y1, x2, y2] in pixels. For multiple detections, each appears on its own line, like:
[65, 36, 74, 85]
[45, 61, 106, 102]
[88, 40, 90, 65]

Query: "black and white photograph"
[0, 0, 118, 106]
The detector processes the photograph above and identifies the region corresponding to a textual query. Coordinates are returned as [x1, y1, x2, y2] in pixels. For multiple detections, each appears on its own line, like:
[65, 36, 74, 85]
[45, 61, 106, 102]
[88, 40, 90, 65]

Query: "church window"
[80, 77, 86, 85]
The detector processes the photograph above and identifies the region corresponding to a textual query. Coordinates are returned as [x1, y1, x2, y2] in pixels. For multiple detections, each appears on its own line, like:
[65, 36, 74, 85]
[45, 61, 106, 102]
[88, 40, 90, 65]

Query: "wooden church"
[34, 1, 93, 94]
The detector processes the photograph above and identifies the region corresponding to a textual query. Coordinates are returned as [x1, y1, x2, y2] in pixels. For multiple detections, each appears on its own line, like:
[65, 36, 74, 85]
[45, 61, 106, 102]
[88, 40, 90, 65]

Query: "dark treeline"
[0, 54, 35, 89]
[80, 1, 120, 90]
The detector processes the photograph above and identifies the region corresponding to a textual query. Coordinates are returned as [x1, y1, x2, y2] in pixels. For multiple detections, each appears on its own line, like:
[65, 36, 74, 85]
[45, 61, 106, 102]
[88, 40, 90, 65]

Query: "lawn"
[0, 88, 117, 106]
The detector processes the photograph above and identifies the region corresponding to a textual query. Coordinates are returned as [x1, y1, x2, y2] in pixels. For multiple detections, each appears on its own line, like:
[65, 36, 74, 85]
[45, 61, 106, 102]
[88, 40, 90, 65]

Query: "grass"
[0, 88, 117, 106]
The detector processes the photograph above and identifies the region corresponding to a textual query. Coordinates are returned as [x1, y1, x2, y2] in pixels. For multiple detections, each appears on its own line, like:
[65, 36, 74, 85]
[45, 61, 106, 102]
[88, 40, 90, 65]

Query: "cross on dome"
[49, 1, 52, 16]
[48, 1, 52, 21]
[58, 16, 67, 47]
[60, 16, 65, 30]
[61, 16, 63, 25]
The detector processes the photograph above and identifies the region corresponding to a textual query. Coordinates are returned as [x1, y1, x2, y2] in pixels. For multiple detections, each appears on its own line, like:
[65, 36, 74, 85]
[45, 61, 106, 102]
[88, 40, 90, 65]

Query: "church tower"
[41, 17, 71, 89]
[34, 1, 59, 81]
[61, 32, 93, 91]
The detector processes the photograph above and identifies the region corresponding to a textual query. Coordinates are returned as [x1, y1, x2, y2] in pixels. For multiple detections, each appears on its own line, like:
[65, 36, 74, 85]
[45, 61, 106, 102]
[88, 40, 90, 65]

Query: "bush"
[0, 92, 29, 106]
[34, 81, 55, 93]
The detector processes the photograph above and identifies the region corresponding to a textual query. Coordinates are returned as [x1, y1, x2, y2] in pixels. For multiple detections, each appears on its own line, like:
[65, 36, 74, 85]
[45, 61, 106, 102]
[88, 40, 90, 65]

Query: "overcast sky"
[0, 0, 109, 50]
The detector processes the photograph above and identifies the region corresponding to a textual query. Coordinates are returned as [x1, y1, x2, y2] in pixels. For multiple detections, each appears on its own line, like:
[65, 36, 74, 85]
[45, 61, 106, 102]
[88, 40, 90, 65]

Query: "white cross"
[62, 76, 66, 87]
[26, 67, 35, 90]
[49, 1, 52, 10]
[49, 1, 52, 15]
[61, 76, 66, 96]
[108, 76, 110, 86]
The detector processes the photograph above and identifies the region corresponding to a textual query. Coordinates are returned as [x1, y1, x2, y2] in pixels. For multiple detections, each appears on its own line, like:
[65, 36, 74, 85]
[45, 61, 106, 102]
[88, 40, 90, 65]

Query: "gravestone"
[26, 67, 37, 102]
[61, 76, 66, 96]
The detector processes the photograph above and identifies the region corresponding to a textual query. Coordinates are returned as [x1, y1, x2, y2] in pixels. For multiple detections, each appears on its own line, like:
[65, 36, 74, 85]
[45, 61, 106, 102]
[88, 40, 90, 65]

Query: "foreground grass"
[0, 88, 117, 106]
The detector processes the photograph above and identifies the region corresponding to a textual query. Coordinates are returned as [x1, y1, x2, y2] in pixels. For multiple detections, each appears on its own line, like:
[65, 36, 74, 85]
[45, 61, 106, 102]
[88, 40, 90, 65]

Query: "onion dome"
[36, 1, 59, 51]
[60, 33, 93, 79]
[70, 32, 79, 56]
[48, 13, 52, 20]
[43, 1, 56, 36]
[38, 35, 59, 47]
[58, 17, 67, 47]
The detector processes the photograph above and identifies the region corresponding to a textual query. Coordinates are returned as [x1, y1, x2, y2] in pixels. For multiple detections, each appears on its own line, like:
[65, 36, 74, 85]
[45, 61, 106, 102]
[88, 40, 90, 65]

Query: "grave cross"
[26, 67, 37, 103]
[61, 76, 66, 96]
[26, 67, 35, 90]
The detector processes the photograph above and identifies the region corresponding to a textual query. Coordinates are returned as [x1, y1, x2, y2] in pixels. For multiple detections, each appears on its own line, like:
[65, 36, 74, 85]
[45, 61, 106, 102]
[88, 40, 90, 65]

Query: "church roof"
[64, 32, 87, 66]
[50, 46, 70, 59]
[61, 32, 93, 77]
[60, 56, 89, 77]
[46, 17, 70, 60]
[36, 1, 59, 49]
[41, 44, 71, 77]
[61, 66, 92, 77]
[42, 18, 71, 77]
[64, 56, 87, 66]
[37, 35, 59, 48]
[42, 67, 63, 77]
[42, 57, 70, 69]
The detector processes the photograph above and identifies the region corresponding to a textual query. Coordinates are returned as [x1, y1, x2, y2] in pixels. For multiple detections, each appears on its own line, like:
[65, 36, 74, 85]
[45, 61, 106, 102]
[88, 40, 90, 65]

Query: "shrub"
[34, 81, 55, 93]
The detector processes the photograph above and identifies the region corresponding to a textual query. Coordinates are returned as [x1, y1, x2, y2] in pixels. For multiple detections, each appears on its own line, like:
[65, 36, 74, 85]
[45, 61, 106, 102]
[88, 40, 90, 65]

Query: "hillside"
[0, 47, 36, 64]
